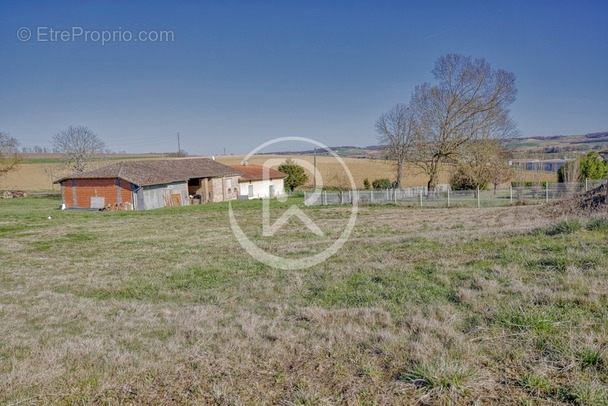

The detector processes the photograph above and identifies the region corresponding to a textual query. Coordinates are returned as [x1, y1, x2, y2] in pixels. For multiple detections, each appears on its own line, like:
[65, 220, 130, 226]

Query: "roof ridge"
[54, 157, 243, 185]
[117, 161, 124, 178]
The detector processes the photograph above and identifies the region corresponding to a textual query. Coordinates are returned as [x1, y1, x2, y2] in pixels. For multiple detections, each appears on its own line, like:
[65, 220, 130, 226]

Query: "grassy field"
[1, 197, 607, 404]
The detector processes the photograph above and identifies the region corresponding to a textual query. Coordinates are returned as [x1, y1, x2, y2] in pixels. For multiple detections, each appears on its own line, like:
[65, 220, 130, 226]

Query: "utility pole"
[313, 148, 317, 190]
[177, 132, 181, 155]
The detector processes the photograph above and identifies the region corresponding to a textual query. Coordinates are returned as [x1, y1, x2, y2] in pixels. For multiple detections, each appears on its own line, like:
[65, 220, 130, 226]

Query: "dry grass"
[217, 155, 555, 190]
[0, 163, 62, 191]
[1, 197, 607, 404]
[1, 154, 557, 191]
[217, 155, 422, 189]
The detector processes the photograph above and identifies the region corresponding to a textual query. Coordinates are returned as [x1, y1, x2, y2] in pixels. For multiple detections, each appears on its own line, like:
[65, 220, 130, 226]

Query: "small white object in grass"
[48, 216, 52, 220]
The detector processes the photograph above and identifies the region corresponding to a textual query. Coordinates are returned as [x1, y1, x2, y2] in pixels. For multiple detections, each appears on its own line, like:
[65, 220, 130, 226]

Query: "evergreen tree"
[278, 159, 309, 192]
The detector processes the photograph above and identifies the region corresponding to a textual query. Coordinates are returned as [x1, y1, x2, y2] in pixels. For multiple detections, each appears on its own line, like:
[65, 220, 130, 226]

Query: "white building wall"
[239, 178, 285, 199]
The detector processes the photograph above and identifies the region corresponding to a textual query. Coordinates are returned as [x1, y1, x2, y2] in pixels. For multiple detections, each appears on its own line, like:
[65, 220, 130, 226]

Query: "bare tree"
[558, 157, 580, 183]
[375, 103, 415, 189]
[0, 131, 23, 179]
[487, 144, 515, 193]
[52, 125, 106, 173]
[410, 54, 518, 192]
[451, 139, 514, 192]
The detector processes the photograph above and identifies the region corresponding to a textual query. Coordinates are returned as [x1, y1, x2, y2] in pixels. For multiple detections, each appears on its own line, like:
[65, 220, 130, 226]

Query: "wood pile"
[1, 190, 29, 199]
[103, 202, 133, 211]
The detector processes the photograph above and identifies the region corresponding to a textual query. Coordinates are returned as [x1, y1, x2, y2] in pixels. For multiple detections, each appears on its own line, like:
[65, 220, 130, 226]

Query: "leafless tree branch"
[409, 54, 519, 191]
[375, 103, 415, 189]
[52, 125, 106, 173]
[0, 131, 23, 178]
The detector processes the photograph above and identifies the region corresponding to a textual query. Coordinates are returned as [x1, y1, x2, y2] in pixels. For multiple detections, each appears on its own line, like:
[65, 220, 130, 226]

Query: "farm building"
[510, 158, 566, 172]
[55, 158, 242, 210]
[230, 164, 287, 199]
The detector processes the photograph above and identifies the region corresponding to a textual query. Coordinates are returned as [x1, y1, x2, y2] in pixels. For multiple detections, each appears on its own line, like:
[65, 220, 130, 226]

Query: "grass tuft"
[398, 359, 479, 401]
[519, 373, 555, 398]
[586, 217, 608, 232]
[546, 218, 583, 235]
[579, 348, 604, 370]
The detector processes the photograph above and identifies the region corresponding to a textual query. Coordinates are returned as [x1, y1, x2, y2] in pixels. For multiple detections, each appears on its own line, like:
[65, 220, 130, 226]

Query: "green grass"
[1, 197, 608, 404]
[546, 218, 584, 235]
[587, 217, 608, 232]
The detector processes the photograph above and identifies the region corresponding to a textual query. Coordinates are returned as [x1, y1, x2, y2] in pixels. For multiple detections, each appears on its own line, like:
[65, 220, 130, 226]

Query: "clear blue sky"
[1, 0, 607, 155]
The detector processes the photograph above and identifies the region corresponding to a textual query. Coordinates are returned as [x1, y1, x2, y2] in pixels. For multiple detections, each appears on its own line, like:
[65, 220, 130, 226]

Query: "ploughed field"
[1, 196, 607, 405]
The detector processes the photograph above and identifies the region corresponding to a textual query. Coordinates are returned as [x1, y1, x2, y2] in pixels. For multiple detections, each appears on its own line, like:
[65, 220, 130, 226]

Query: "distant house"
[511, 158, 566, 172]
[55, 158, 242, 210]
[230, 164, 287, 199]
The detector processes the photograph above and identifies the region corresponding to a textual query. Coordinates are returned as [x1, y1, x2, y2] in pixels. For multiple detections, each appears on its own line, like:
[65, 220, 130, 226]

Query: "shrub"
[372, 178, 394, 189]
[450, 167, 489, 190]
[278, 159, 309, 192]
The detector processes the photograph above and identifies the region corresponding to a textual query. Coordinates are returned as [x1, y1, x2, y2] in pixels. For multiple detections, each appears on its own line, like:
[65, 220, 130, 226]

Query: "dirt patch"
[544, 182, 608, 217]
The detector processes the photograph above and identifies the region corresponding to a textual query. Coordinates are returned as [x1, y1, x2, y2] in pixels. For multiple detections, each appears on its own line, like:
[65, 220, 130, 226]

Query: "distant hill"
[262, 145, 386, 159]
[506, 131, 608, 156]
[265, 131, 608, 159]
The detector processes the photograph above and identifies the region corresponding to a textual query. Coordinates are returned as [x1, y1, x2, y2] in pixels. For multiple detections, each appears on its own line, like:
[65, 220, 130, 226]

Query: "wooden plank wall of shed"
[141, 182, 188, 210]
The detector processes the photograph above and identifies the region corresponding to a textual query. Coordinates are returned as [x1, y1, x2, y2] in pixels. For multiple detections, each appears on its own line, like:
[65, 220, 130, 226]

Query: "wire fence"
[304, 180, 608, 208]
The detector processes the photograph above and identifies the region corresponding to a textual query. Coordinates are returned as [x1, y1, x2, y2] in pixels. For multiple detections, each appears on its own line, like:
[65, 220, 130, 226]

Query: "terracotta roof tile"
[230, 165, 288, 182]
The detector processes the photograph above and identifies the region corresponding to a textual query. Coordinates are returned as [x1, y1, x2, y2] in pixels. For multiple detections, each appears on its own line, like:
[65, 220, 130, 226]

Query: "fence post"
[348, 190, 352, 204]
[371, 190, 374, 204]
[394, 189, 397, 204]
[477, 187, 480, 208]
[545, 182, 549, 203]
[510, 185, 513, 205]
[323, 191, 327, 206]
[419, 190, 423, 207]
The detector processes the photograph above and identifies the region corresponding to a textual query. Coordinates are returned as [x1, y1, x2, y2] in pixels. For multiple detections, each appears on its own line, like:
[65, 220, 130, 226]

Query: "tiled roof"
[230, 165, 288, 182]
[55, 158, 242, 186]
